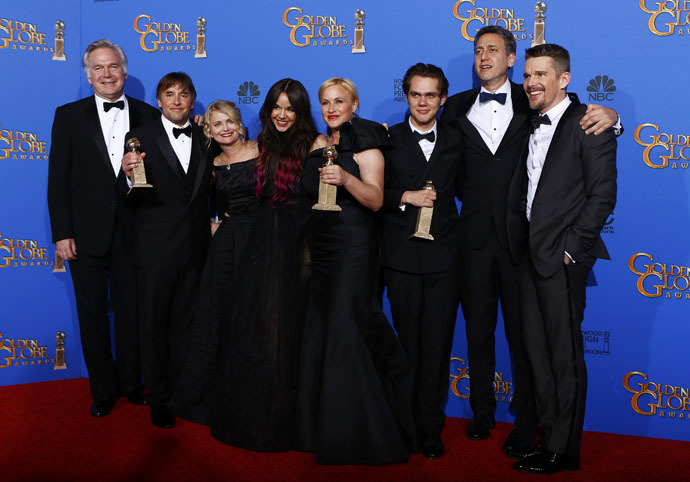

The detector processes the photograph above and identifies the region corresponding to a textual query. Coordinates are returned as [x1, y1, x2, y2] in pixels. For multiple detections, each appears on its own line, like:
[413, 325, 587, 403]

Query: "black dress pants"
[521, 254, 591, 459]
[68, 227, 140, 401]
[384, 267, 460, 438]
[461, 229, 535, 426]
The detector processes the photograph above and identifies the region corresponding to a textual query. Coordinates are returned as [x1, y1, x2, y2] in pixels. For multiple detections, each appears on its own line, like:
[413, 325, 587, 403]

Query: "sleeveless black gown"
[295, 118, 417, 464]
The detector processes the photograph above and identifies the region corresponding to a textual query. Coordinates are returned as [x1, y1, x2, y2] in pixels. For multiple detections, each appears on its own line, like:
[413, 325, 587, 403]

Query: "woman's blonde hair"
[318, 77, 359, 107]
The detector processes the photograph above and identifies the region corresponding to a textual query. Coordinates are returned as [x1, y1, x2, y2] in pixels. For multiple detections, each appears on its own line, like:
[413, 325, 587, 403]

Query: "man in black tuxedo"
[382, 63, 462, 459]
[510, 44, 617, 474]
[48, 39, 158, 417]
[441, 26, 619, 451]
[121, 72, 211, 428]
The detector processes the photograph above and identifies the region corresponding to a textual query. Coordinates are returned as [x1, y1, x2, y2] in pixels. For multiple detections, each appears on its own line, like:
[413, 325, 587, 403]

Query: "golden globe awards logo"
[628, 252, 690, 300]
[0, 232, 53, 269]
[623, 371, 690, 420]
[639, 1, 690, 37]
[449, 357, 513, 403]
[0, 332, 55, 368]
[0, 127, 49, 160]
[452, 0, 530, 41]
[0, 18, 52, 53]
[634, 123, 689, 169]
[282, 7, 352, 47]
[133, 14, 193, 53]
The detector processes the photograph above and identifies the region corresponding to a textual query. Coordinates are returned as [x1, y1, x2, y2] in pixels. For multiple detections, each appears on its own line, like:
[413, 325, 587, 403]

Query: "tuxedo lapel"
[153, 120, 186, 183]
[497, 83, 530, 154]
[188, 130, 206, 201]
[457, 90, 493, 155]
[422, 122, 447, 181]
[128, 98, 142, 130]
[401, 123, 429, 169]
[85, 101, 115, 177]
[533, 101, 579, 204]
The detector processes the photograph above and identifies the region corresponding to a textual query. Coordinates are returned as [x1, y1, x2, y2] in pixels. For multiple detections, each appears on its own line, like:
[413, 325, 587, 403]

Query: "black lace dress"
[210, 159, 311, 451]
[295, 118, 417, 464]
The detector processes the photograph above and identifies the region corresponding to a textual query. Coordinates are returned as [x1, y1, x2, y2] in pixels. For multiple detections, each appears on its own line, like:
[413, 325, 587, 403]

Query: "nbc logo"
[237, 81, 260, 104]
[587, 75, 616, 102]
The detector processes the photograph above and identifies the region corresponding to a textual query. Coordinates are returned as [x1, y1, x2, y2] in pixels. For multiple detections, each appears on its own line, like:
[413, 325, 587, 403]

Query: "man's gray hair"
[81, 39, 128, 77]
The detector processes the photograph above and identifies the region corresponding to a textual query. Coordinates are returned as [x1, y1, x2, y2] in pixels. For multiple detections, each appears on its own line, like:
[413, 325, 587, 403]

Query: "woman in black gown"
[168, 100, 259, 422]
[171, 80, 326, 452]
[296, 78, 417, 464]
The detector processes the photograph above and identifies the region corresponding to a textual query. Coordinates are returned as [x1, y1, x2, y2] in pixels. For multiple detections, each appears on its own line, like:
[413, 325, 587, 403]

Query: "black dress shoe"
[150, 404, 175, 428]
[125, 386, 147, 405]
[502, 424, 536, 454]
[513, 450, 579, 474]
[421, 435, 445, 459]
[466, 415, 495, 440]
[90, 399, 115, 417]
[505, 438, 544, 460]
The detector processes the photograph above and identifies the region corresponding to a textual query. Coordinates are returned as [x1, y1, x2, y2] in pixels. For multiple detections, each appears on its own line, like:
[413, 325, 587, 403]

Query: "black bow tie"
[413, 130, 435, 143]
[103, 100, 124, 112]
[479, 92, 507, 105]
[531, 114, 552, 131]
[173, 125, 193, 138]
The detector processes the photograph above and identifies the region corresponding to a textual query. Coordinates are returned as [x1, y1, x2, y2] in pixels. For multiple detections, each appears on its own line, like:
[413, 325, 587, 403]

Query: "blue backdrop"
[1, 0, 688, 443]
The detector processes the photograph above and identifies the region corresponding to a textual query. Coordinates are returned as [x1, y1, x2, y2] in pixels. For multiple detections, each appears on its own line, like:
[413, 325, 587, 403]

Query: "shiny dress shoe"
[466, 415, 495, 440]
[90, 399, 115, 417]
[513, 450, 579, 474]
[421, 435, 445, 459]
[150, 404, 175, 428]
[504, 431, 540, 459]
[125, 386, 147, 405]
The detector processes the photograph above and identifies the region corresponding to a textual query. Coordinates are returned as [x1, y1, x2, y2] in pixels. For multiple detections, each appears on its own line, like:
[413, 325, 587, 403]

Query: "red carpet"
[1, 378, 688, 481]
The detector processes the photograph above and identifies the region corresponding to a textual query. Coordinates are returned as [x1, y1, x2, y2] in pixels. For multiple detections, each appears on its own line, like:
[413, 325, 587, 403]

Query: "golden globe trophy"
[532, 2, 547, 47]
[54, 331, 67, 370]
[52, 20, 66, 61]
[352, 9, 366, 54]
[410, 180, 435, 240]
[195, 17, 208, 58]
[53, 252, 67, 273]
[312, 146, 342, 212]
[126, 137, 153, 192]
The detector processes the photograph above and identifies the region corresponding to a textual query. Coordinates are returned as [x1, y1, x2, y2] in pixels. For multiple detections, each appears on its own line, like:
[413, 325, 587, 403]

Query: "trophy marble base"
[53, 253, 67, 273]
[312, 203, 342, 211]
[410, 231, 435, 240]
[128, 184, 153, 195]
[54, 350, 67, 370]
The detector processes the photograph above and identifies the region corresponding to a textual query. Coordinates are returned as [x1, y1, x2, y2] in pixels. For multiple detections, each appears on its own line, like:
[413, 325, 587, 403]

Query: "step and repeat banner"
[1, 0, 688, 443]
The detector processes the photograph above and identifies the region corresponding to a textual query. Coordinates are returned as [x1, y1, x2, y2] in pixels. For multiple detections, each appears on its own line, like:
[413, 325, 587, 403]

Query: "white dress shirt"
[95, 94, 129, 177]
[526, 95, 572, 222]
[408, 117, 438, 161]
[161, 115, 192, 173]
[466, 78, 513, 154]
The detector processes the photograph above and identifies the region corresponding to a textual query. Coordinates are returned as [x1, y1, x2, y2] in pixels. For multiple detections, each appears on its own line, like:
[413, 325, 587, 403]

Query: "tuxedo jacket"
[381, 118, 463, 274]
[48, 95, 159, 256]
[506, 97, 617, 279]
[125, 119, 211, 269]
[441, 81, 531, 259]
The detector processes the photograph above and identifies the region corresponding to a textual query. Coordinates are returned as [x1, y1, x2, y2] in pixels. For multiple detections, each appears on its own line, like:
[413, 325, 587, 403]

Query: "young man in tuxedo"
[441, 26, 619, 453]
[381, 63, 462, 459]
[121, 72, 211, 428]
[48, 39, 158, 417]
[509, 43, 617, 474]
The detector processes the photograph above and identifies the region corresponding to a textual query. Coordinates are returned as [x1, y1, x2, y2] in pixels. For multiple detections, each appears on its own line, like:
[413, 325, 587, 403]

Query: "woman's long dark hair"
[255, 78, 318, 204]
